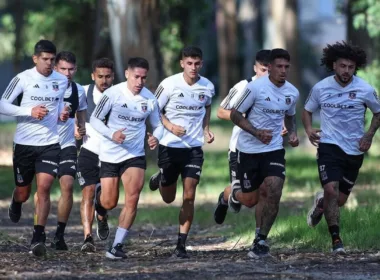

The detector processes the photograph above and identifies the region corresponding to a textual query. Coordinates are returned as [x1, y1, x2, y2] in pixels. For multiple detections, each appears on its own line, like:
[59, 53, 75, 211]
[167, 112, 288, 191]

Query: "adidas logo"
[122, 103, 128, 108]
[33, 84, 39, 88]
[178, 93, 184, 97]
[265, 97, 271, 101]
[53, 169, 58, 173]
[196, 171, 201, 176]
[70, 165, 76, 170]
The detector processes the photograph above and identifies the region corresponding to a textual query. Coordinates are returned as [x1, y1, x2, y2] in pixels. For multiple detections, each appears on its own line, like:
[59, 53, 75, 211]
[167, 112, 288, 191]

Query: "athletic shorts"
[77, 148, 100, 188]
[157, 145, 204, 187]
[317, 143, 364, 195]
[237, 149, 286, 193]
[13, 143, 60, 186]
[228, 150, 238, 183]
[100, 156, 146, 178]
[58, 146, 77, 179]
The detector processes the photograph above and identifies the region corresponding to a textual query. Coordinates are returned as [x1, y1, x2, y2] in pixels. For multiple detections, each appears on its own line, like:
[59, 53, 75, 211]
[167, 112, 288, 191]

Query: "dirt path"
[0, 200, 379, 280]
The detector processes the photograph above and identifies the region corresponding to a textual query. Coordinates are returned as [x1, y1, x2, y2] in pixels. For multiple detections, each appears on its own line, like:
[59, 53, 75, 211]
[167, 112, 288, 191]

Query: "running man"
[149, 46, 215, 258]
[303, 41, 380, 253]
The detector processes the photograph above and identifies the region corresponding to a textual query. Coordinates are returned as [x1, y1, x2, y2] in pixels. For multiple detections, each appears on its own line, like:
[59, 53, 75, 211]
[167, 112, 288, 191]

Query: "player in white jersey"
[91, 57, 163, 259]
[303, 42, 380, 253]
[214, 50, 271, 229]
[76, 58, 114, 252]
[230, 49, 299, 258]
[149, 46, 215, 258]
[0, 40, 69, 256]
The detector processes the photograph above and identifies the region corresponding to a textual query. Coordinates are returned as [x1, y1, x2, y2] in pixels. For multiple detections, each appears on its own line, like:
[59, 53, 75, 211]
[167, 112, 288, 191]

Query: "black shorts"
[77, 148, 100, 188]
[100, 156, 146, 178]
[237, 149, 286, 193]
[317, 143, 364, 195]
[157, 145, 204, 187]
[228, 150, 238, 183]
[58, 146, 77, 179]
[13, 143, 60, 186]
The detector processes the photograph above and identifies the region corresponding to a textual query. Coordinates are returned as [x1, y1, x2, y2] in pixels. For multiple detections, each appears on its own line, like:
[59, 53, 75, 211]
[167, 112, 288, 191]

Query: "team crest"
[199, 94, 205, 101]
[285, 96, 291, 105]
[52, 82, 59, 91]
[141, 103, 147, 112]
[348, 91, 356, 99]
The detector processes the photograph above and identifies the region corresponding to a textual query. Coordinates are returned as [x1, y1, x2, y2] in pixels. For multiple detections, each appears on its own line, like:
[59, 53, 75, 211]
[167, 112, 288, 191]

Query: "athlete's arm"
[302, 109, 321, 146]
[217, 107, 231, 120]
[203, 105, 214, 143]
[76, 110, 87, 137]
[284, 114, 299, 147]
[148, 101, 164, 142]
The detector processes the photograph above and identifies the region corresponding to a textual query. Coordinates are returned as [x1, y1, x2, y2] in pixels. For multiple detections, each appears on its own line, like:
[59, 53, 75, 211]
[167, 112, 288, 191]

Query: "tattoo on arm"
[230, 108, 257, 137]
[367, 112, 380, 135]
[284, 114, 297, 134]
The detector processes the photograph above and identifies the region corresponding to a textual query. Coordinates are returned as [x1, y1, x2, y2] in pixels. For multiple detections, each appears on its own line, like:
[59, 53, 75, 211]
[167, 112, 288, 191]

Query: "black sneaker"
[149, 171, 161, 191]
[81, 235, 96, 252]
[8, 196, 22, 223]
[106, 243, 127, 260]
[94, 184, 107, 217]
[332, 239, 346, 254]
[51, 235, 68, 250]
[96, 213, 110, 240]
[228, 181, 242, 213]
[173, 245, 189, 259]
[214, 192, 228, 224]
[247, 239, 270, 259]
[307, 191, 324, 227]
[30, 242, 47, 257]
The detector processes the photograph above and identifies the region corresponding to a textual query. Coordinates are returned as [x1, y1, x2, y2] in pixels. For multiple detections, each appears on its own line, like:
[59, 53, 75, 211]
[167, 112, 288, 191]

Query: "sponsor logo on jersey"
[175, 105, 202, 110]
[52, 82, 59, 91]
[31, 96, 59, 102]
[262, 108, 288, 114]
[322, 103, 355, 109]
[141, 103, 147, 112]
[348, 91, 356, 99]
[285, 96, 291, 105]
[122, 103, 128, 108]
[118, 115, 145, 122]
[265, 97, 271, 101]
[178, 93, 184, 97]
[33, 84, 40, 88]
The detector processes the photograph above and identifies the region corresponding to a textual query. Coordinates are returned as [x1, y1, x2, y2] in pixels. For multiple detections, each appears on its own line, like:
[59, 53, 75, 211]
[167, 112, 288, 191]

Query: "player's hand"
[254, 129, 273, 144]
[281, 126, 288, 137]
[204, 130, 215, 144]
[112, 128, 126, 144]
[306, 128, 321, 146]
[31, 105, 49, 120]
[147, 132, 158, 150]
[77, 125, 86, 137]
[359, 132, 373, 152]
[170, 124, 186, 137]
[288, 132, 299, 147]
[59, 105, 70, 122]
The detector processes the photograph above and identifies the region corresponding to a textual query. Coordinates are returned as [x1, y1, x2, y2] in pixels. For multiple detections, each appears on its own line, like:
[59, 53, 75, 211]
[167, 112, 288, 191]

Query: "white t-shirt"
[155, 73, 215, 148]
[234, 76, 299, 154]
[58, 82, 87, 149]
[305, 75, 380, 155]
[220, 76, 257, 152]
[0, 67, 67, 146]
[90, 82, 163, 163]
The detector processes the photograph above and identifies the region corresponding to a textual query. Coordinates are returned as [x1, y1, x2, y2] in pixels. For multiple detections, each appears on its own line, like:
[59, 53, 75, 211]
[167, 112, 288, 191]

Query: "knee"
[240, 193, 258, 208]
[61, 184, 73, 198]
[82, 186, 95, 202]
[259, 187, 267, 199]
[15, 188, 30, 203]
[102, 200, 117, 210]
[324, 183, 339, 197]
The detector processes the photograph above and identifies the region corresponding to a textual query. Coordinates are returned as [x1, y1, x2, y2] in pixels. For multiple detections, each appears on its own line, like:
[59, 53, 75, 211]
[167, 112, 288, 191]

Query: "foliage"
[352, 0, 380, 38]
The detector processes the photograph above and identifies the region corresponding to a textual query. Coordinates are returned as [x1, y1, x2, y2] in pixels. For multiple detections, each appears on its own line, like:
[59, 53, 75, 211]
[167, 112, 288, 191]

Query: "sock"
[177, 233, 188, 247]
[112, 227, 129, 247]
[329, 225, 340, 242]
[56, 222, 66, 237]
[33, 225, 45, 242]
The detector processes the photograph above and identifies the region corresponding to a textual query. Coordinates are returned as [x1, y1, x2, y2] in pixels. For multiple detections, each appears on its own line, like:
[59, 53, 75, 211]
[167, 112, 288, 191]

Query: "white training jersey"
[90, 82, 163, 163]
[155, 73, 215, 148]
[220, 76, 257, 152]
[234, 76, 299, 154]
[305, 75, 380, 155]
[81, 84, 104, 155]
[58, 82, 87, 149]
[0, 67, 67, 146]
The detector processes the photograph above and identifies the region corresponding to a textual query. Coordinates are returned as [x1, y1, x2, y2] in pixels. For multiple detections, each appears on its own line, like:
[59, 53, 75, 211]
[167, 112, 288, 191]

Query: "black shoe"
[247, 239, 270, 259]
[81, 235, 96, 252]
[96, 213, 110, 240]
[307, 191, 324, 227]
[106, 243, 127, 260]
[30, 242, 47, 257]
[51, 235, 68, 250]
[214, 192, 228, 224]
[173, 245, 189, 259]
[332, 239, 346, 254]
[228, 181, 242, 213]
[149, 171, 161, 191]
[94, 184, 107, 217]
[8, 196, 22, 223]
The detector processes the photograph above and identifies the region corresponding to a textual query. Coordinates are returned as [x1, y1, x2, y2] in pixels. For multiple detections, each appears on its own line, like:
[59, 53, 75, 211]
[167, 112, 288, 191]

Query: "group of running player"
[0, 39, 379, 259]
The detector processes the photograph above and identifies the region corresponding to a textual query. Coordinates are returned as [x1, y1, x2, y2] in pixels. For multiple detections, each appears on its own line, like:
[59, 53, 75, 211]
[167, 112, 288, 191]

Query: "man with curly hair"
[302, 41, 380, 253]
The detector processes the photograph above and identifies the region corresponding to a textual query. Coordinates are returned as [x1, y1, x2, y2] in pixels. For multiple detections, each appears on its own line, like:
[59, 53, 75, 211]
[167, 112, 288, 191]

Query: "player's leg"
[254, 184, 267, 237]
[95, 161, 120, 213]
[106, 157, 146, 260]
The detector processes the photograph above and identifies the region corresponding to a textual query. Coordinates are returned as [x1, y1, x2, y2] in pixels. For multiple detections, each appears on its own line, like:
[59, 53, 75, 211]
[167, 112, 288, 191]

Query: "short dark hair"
[34, 40, 56, 56]
[321, 41, 367, 73]
[55, 51, 76, 65]
[255, 49, 271, 66]
[92, 58, 114, 73]
[127, 57, 149, 70]
[181, 46, 203, 59]
[270, 48, 290, 63]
